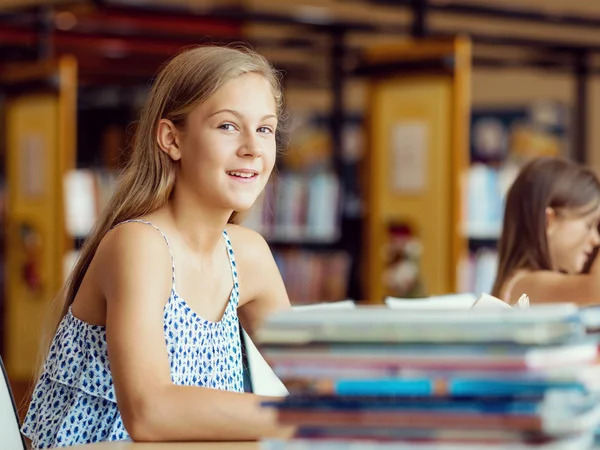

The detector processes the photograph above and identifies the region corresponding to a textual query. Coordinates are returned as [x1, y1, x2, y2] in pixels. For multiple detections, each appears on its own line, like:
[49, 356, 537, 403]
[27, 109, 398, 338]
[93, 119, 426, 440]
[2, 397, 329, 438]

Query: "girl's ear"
[157, 119, 182, 161]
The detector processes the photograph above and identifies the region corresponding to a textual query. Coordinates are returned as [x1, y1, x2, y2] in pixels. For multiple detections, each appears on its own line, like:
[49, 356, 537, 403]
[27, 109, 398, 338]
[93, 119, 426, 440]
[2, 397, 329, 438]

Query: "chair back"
[0, 356, 26, 449]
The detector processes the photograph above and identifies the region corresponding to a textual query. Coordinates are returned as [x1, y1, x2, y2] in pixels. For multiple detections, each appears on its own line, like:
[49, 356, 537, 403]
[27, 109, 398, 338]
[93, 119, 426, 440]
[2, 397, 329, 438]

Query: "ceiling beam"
[365, 0, 600, 30]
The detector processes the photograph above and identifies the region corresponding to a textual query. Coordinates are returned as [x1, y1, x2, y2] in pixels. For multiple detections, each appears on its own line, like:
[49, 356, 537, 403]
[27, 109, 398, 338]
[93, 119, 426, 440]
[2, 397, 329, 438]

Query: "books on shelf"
[63, 168, 118, 239]
[65, 168, 342, 245]
[465, 163, 504, 239]
[62, 168, 117, 281]
[243, 171, 341, 243]
[273, 250, 351, 305]
[242, 169, 347, 305]
[460, 247, 498, 295]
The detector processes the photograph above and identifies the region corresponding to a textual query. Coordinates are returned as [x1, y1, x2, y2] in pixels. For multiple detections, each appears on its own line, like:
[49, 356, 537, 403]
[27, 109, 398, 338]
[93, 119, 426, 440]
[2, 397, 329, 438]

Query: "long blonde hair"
[42, 45, 284, 374]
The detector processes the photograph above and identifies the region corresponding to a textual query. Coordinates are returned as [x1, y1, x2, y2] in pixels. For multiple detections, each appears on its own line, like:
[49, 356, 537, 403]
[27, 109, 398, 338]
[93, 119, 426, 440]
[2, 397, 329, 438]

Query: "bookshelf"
[360, 37, 472, 304]
[1, 56, 77, 381]
[0, 59, 139, 381]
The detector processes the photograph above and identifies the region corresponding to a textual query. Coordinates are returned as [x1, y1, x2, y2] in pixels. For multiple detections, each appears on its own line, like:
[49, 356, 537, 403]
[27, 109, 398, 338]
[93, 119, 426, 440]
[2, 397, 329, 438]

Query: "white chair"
[385, 293, 477, 310]
[242, 300, 356, 396]
[0, 356, 26, 449]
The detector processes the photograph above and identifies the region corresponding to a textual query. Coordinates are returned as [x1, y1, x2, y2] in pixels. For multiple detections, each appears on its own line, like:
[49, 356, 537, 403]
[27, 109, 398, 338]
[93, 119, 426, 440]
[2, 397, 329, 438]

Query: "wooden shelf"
[362, 37, 472, 303]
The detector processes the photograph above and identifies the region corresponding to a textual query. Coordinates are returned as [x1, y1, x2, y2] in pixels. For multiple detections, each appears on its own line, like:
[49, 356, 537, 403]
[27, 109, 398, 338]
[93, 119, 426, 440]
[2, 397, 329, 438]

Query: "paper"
[471, 293, 530, 309]
[515, 293, 530, 308]
[390, 121, 428, 193]
[471, 293, 512, 309]
[20, 133, 45, 198]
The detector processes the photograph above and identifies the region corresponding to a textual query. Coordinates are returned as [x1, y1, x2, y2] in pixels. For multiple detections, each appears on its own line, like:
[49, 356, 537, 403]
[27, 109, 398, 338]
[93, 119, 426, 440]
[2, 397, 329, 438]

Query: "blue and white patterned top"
[21, 220, 244, 449]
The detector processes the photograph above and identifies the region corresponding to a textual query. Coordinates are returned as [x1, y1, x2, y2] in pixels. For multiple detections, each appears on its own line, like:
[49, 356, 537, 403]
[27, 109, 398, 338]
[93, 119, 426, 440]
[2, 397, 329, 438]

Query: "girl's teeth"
[228, 171, 254, 178]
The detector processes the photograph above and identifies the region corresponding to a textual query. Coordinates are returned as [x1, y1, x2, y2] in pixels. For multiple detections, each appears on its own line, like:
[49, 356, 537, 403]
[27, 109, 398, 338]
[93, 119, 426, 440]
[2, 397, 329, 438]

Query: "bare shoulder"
[225, 224, 288, 311]
[513, 270, 598, 305]
[94, 221, 173, 303]
[224, 224, 272, 263]
[97, 221, 171, 263]
[515, 270, 565, 291]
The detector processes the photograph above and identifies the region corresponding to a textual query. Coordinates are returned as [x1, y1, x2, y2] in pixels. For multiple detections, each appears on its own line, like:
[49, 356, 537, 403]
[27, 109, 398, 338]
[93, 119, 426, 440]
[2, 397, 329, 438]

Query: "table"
[61, 440, 600, 450]
[71, 443, 261, 449]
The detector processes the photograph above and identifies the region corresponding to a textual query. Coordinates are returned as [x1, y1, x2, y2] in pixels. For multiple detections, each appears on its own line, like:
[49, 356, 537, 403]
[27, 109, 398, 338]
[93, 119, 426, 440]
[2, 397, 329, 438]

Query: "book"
[262, 340, 599, 371]
[280, 373, 598, 397]
[257, 304, 583, 346]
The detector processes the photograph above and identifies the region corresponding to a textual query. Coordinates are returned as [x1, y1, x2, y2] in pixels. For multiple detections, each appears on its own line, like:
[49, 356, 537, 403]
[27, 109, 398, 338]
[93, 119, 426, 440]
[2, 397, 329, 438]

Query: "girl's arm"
[96, 222, 291, 442]
[512, 255, 600, 306]
[227, 225, 292, 337]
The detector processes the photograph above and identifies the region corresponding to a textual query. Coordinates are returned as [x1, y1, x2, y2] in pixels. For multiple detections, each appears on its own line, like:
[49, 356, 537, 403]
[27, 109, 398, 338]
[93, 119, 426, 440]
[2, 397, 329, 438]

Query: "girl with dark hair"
[492, 156, 600, 305]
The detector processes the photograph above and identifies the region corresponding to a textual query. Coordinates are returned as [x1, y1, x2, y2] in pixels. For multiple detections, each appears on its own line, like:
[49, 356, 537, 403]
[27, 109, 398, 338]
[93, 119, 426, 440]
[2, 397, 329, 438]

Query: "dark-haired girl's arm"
[510, 262, 600, 306]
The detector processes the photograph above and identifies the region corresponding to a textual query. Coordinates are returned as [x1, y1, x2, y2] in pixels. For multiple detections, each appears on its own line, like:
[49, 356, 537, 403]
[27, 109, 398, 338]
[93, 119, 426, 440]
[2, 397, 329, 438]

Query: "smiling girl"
[492, 156, 600, 306]
[21, 45, 293, 448]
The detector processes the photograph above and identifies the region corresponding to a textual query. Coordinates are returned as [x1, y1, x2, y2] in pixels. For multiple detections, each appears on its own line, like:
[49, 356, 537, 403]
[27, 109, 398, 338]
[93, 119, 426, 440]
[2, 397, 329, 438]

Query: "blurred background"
[0, 0, 599, 411]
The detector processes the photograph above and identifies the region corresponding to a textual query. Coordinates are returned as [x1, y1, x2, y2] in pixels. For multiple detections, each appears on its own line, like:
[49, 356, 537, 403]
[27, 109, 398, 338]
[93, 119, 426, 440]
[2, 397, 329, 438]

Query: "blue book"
[295, 377, 591, 397]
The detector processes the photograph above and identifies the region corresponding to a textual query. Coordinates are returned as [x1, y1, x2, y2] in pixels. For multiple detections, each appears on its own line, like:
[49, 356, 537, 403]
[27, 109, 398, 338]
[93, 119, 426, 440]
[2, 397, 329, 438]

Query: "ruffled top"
[21, 221, 244, 448]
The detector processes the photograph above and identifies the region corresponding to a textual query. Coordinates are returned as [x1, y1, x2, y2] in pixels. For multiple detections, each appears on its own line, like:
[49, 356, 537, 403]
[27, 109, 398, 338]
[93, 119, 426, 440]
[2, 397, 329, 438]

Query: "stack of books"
[257, 304, 600, 449]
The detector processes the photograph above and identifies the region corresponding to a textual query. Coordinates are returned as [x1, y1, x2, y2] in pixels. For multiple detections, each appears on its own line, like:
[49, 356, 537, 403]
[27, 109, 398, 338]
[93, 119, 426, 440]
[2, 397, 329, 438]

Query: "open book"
[471, 293, 530, 309]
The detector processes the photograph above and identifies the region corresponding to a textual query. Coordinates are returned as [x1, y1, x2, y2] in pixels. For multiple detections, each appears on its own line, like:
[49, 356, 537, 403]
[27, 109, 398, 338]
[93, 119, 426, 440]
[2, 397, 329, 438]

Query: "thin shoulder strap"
[222, 230, 239, 303]
[113, 219, 176, 289]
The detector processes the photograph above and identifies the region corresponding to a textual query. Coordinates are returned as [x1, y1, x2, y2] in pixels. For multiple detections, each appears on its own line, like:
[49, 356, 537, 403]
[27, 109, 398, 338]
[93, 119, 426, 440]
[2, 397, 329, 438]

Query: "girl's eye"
[258, 126, 273, 134]
[219, 123, 236, 131]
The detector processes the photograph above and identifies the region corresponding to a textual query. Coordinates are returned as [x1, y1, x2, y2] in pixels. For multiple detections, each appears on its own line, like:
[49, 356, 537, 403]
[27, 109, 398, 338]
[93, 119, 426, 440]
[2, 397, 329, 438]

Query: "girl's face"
[159, 72, 278, 216]
[546, 205, 600, 273]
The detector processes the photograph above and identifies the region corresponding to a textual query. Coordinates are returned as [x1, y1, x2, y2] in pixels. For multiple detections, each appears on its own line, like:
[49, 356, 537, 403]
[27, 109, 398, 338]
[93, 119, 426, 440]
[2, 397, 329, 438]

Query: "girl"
[21, 45, 293, 448]
[491, 156, 600, 305]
